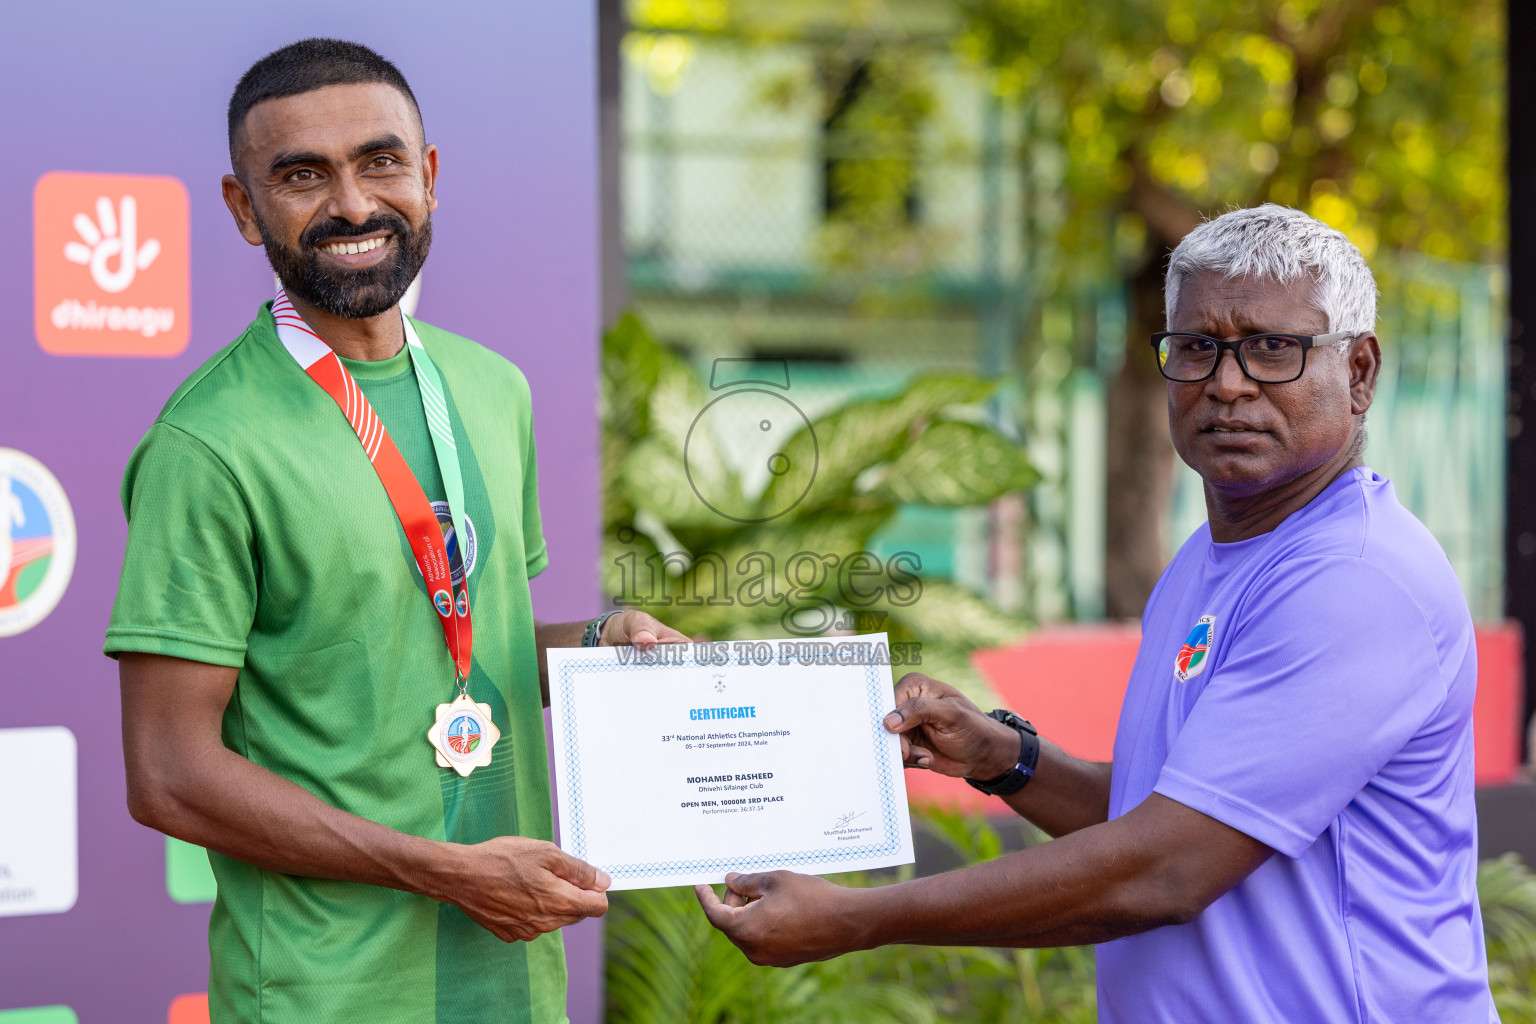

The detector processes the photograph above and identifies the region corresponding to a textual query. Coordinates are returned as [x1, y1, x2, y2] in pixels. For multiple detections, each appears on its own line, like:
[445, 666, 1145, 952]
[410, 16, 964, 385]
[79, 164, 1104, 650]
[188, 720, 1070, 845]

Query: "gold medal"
[427, 692, 500, 776]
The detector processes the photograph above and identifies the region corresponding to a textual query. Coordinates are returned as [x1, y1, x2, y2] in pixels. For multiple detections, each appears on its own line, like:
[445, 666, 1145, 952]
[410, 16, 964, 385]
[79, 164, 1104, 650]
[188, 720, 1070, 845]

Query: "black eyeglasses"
[1150, 331, 1354, 384]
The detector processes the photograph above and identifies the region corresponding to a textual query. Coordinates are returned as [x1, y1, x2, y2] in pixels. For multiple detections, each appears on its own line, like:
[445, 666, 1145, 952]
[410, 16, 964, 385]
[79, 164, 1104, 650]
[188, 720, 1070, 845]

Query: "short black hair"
[227, 38, 422, 165]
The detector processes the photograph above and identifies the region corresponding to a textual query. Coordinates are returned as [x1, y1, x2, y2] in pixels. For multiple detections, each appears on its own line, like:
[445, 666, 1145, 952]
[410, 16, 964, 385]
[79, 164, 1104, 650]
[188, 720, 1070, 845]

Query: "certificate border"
[556, 653, 902, 881]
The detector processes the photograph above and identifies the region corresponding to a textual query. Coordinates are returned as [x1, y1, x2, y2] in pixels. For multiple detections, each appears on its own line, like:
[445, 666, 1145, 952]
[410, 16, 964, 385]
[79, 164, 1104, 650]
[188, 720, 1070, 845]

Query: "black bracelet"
[964, 710, 1040, 797]
[582, 610, 621, 647]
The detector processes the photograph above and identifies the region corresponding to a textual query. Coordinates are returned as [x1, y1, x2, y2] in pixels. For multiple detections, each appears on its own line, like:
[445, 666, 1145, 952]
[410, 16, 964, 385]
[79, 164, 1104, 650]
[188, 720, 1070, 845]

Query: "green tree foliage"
[955, 0, 1503, 273]
[818, 48, 942, 294]
[952, 0, 1504, 615]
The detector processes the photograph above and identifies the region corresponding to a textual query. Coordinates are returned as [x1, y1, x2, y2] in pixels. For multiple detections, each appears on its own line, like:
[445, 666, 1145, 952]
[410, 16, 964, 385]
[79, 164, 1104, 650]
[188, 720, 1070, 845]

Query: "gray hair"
[1165, 204, 1377, 337]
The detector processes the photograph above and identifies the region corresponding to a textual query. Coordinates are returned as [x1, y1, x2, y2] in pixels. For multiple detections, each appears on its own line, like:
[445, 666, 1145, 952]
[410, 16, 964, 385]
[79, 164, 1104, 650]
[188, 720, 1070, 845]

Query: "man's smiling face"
[229, 81, 436, 318]
[1167, 271, 1362, 500]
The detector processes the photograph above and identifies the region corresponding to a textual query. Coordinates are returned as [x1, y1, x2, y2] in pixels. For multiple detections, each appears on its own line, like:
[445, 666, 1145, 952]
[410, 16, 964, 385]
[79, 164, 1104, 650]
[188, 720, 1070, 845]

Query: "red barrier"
[1475, 623, 1525, 786]
[905, 622, 1526, 813]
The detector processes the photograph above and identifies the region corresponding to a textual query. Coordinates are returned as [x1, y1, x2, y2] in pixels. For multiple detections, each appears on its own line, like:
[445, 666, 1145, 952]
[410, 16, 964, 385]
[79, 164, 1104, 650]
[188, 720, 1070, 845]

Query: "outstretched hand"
[884, 672, 1018, 780]
[452, 836, 610, 943]
[694, 871, 863, 967]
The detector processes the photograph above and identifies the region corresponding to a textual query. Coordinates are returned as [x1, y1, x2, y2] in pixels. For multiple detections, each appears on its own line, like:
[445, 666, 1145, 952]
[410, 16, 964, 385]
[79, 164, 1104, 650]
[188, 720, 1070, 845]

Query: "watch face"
[992, 710, 1035, 735]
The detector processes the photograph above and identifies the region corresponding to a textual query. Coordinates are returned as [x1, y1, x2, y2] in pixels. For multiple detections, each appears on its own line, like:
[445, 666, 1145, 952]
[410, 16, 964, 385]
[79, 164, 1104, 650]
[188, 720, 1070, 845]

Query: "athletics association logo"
[0, 449, 77, 638]
[433, 590, 453, 617]
[445, 714, 483, 756]
[456, 590, 470, 618]
[422, 500, 476, 585]
[1174, 614, 1217, 682]
[434, 500, 476, 584]
[428, 695, 501, 776]
[34, 171, 190, 357]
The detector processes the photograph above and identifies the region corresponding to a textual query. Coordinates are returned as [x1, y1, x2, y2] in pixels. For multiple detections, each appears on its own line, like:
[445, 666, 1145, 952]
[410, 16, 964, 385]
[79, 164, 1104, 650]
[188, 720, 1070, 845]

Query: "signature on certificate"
[831, 810, 867, 830]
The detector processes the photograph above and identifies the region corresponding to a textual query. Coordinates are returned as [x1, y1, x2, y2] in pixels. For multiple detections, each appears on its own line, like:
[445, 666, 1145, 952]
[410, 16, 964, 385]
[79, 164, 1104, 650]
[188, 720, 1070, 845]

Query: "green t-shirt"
[104, 303, 566, 1024]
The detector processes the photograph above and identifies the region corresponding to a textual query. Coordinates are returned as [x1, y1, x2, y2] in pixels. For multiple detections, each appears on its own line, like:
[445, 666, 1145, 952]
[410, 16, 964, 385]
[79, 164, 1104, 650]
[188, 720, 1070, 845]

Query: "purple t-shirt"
[1097, 468, 1495, 1023]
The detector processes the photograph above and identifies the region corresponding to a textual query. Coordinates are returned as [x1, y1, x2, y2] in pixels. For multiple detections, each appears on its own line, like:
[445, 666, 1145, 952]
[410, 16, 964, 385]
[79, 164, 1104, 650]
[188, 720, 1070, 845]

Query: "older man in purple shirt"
[697, 205, 1497, 1022]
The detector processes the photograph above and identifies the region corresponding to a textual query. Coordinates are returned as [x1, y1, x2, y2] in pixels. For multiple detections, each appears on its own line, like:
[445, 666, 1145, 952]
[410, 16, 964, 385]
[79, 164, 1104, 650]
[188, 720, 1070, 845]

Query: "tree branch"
[1127, 157, 1203, 249]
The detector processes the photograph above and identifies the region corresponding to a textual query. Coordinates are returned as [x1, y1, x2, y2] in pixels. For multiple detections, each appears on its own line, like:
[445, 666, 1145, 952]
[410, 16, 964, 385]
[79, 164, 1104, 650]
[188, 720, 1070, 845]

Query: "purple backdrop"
[0, 3, 603, 1021]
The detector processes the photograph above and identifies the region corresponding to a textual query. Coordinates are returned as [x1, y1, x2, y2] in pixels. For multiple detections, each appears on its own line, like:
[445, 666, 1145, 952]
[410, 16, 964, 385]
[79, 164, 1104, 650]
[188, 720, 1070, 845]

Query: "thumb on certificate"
[724, 871, 774, 900]
[885, 696, 956, 733]
[550, 850, 610, 892]
[695, 884, 743, 928]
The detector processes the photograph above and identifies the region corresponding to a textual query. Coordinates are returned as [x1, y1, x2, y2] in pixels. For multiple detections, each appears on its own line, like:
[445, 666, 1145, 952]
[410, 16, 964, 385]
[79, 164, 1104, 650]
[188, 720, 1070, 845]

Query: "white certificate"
[546, 634, 915, 890]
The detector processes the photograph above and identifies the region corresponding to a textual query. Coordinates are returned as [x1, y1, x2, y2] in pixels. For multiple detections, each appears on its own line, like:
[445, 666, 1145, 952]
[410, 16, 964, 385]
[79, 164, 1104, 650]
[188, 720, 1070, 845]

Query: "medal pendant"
[426, 693, 500, 777]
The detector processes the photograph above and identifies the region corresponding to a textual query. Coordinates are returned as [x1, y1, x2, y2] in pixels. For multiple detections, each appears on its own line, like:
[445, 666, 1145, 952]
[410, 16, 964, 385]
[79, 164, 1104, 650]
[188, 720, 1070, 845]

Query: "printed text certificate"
[546, 634, 915, 890]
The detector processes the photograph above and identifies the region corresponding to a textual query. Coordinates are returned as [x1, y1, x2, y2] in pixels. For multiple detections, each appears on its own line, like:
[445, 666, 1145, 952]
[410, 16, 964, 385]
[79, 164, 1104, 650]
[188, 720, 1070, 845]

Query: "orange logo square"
[34, 171, 190, 357]
[167, 993, 209, 1024]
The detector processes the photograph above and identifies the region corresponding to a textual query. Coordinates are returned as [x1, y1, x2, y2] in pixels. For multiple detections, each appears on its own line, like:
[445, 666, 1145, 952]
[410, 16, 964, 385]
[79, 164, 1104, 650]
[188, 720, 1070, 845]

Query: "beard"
[258, 208, 432, 319]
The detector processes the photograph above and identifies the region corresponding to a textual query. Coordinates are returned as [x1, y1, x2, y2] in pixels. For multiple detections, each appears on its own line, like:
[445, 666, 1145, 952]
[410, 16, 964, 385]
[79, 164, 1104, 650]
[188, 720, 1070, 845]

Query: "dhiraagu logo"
[0, 449, 76, 638]
[65, 194, 161, 292]
[33, 171, 190, 356]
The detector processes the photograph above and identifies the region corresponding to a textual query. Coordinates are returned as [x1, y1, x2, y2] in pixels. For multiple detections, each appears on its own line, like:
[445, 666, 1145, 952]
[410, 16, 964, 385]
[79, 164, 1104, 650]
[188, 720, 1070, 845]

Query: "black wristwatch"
[582, 610, 621, 647]
[964, 710, 1040, 797]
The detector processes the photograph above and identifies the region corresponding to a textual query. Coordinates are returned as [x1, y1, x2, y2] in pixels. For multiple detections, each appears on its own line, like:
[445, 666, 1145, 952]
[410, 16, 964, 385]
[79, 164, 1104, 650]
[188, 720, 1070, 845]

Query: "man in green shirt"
[106, 38, 684, 1024]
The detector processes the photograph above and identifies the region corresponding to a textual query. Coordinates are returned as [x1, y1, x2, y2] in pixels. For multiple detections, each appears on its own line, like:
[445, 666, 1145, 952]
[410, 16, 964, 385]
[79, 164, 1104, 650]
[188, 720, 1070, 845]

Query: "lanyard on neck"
[271, 289, 475, 689]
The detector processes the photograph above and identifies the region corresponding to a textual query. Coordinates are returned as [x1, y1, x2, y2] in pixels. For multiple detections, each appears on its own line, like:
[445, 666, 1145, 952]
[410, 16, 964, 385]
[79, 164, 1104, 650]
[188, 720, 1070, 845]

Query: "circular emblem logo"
[1174, 615, 1216, 682]
[0, 449, 77, 638]
[444, 713, 483, 759]
[433, 590, 453, 617]
[456, 590, 470, 618]
[431, 500, 476, 585]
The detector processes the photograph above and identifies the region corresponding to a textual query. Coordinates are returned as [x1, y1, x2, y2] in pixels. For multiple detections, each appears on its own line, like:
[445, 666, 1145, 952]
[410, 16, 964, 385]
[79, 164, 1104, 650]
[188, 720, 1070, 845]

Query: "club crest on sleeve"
[1174, 614, 1216, 682]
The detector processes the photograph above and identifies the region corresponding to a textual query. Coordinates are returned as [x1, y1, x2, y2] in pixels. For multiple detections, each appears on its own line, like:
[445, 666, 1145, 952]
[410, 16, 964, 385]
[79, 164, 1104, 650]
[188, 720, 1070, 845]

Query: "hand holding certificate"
[547, 634, 914, 890]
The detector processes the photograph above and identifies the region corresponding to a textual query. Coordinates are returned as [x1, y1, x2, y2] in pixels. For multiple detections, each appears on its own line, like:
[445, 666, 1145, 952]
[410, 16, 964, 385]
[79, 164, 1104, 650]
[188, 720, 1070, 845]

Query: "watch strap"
[582, 610, 622, 647]
[964, 709, 1040, 797]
